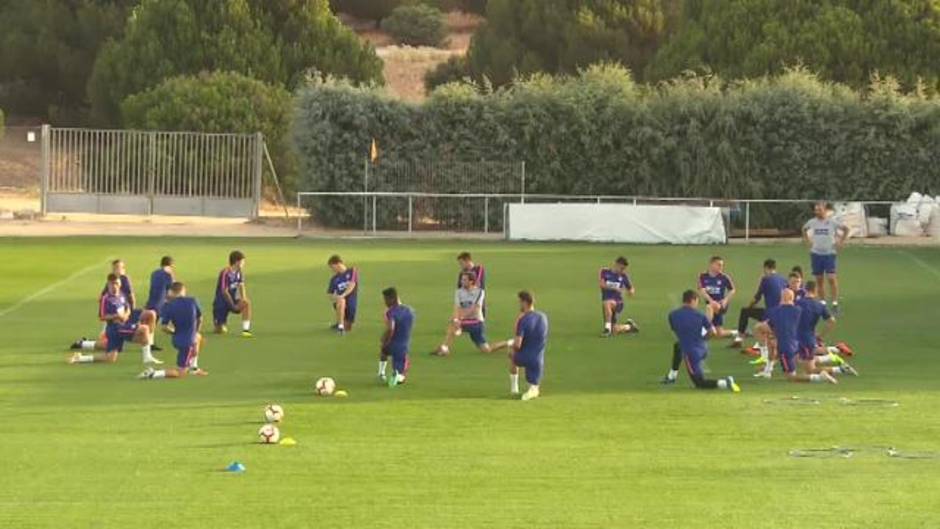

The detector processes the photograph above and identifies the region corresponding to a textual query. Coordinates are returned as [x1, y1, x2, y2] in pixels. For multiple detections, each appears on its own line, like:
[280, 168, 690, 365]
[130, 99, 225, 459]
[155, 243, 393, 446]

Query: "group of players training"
[64, 201, 856, 399]
[65, 250, 549, 401]
[657, 201, 859, 393]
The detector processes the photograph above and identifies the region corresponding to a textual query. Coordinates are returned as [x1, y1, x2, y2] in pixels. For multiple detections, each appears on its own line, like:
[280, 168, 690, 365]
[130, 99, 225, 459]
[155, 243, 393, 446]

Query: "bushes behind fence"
[293, 64, 940, 229]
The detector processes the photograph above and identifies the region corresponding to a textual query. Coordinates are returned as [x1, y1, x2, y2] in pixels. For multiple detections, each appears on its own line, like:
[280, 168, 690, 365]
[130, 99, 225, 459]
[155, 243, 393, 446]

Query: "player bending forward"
[599, 256, 638, 337]
[326, 254, 358, 334]
[69, 274, 159, 365]
[662, 290, 740, 392]
[796, 281, 858, 377]
[698, 256, 737, 338]
[379, 287, 415, 387]
[139, 282, 208, 379]
[509, 291, 549, 401]
[759, 289, 842, 383]
[213, 250, 252, 337]
[432, 272, 508, 356]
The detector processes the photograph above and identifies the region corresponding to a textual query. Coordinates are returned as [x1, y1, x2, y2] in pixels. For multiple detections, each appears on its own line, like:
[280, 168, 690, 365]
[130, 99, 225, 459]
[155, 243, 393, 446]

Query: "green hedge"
[294, 65, 940, 229]
[122, 72, 296, 193]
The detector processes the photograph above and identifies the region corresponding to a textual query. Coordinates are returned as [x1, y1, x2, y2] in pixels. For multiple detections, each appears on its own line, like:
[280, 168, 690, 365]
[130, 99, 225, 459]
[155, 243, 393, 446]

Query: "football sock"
[717, 378, 728, 389]
[152, 369, 166, 379]
[809, 374, 823, 382]
[826, 346, 840, 355]
[77, 354, 94, 363]
[604, 322, 612, 332]
[378, 360, 387, 376]
[728, 330, 739, 338]
[510, 374, 520, 393]
[829, 367, 844, 374]
[759, 345, 769, 361]
[763, 361, 775, 375]
[141, 344, 152, 361]
[817, 353, 837, 365]
[667, 369, 678, 381]
[337, 323, 345, 330]
[242, 320, 251, 331]
[439, 345, 449, 354]
[190, 356, 199, 368]
[80, 340, 96, 351]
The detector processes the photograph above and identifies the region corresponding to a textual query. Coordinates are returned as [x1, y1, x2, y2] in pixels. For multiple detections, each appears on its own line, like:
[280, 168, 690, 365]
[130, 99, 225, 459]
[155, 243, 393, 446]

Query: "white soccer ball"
[315, 377, 336, 396]
[258, 424, 280, 444]
[264, 404, 284, 423]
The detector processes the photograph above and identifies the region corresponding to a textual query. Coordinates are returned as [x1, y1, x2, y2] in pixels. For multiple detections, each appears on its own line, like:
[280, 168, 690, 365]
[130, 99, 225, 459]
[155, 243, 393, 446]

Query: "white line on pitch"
[0, 256, 114, 318]
[899, 250, 940, 283]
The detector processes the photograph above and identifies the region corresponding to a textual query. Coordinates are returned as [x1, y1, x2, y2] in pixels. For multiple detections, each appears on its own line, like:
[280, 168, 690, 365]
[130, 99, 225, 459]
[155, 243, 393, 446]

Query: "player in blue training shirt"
[509, 291, 549, 401]
[758, 288, 835, 383]
[139, 281, 209, 380]
[380, 287, 415, 386]
[326, 254, 359, 335]
[795, 280, 858, 377]
[146, 256, 175, 312]
[599, 256, 638, 337]
[432, 272, 509, 356]
[788, 271, 807, 301]
[457, 251, 486, 316]
[213, 250, 252, 337]
[732, 259, 788, 366]
[662, 290, 740, 392]
[100, 259, 136, 310]
[69, 273, 157, 365]
[697, 256, 737, 338]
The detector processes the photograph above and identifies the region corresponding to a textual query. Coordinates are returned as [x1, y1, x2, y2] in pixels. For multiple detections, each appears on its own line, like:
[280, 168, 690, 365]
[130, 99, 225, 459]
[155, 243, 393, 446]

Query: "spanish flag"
[370, 138, 379, 164]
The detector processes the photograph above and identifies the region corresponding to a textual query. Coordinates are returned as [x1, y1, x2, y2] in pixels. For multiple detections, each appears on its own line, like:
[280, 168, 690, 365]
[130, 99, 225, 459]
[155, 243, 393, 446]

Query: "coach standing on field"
[803, 202, 849, 314]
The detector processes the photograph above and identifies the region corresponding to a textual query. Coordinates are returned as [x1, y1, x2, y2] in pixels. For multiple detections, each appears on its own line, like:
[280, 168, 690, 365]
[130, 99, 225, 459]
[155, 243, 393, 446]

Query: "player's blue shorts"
[798, 334, 817, 361]
[711, 306, 727, 327]
[603, 298, 624, 323]
[381, 344, 410, 374]
[778, 346, 798, 374]
[334, 297, 357, 324]
[811, 253, 837, 276]
[174, 340, 197, 369]
[105, 320, 138, 353]
[683, 353, 706, 379]
[212, 302, 240, 326]
[513, 349, 544, 385]
[460, 321, 487, 346]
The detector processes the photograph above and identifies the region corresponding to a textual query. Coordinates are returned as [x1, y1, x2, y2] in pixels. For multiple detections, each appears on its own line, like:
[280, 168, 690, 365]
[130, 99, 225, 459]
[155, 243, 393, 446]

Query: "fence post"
[371, 194, 377, 234]
[484, 197, 489, 233]
[408, 194, 413, 233]
[363, 158, 369, 234]
[296, 193, 303, 235]
[148, 131, 156, 216]
[40, 125, 50, 216]
[252, 132, 263, 218]
[520, 161, 526, 204]
[745, 201, 751, 241]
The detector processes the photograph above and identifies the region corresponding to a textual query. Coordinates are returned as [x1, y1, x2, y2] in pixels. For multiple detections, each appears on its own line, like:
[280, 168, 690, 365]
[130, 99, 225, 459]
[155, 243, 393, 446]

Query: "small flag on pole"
[370, 138, 379, 164]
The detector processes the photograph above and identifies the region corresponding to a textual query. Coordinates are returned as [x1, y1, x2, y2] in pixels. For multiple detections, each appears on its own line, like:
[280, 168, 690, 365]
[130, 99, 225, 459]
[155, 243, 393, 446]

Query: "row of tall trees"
[430, 0, 940, 94]
[0, 0, 383, 125]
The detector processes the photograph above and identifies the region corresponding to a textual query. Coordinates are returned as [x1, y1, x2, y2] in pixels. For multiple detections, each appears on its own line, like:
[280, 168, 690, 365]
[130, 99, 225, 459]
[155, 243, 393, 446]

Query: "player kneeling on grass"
[213, 250, 252, 337]
[698, 255, 737, 339]
[599, 256, 638, 336]
[379, 287, 414, 386]
[796, 281, 858, 378]
[432, 272, 508, 356]
[326, 254, 358, 335]
[139, 281, 208, 379]
[662, 290, 740, 392]
[759, 288, 836, 384]
[69, 274, 158, 365]
[509, 291, 548, 401]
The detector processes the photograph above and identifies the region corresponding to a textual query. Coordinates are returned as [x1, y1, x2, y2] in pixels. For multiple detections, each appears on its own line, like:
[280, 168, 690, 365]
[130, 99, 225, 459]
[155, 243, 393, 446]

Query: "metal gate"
[40, 126, 262, 218]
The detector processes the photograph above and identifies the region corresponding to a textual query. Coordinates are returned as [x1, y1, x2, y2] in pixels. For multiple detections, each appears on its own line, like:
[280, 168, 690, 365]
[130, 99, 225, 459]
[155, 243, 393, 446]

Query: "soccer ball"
[258, 424, 280, 444]
[315, 377, 336, 396]
[263, 404, 284, 423]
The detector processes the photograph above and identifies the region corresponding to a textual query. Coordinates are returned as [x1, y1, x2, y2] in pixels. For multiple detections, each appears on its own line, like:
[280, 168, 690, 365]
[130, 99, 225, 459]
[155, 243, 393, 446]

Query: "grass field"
[1, 237, 939, 529]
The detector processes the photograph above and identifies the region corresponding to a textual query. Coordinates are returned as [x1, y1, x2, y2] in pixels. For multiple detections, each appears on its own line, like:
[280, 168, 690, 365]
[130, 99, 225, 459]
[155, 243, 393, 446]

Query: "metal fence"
[41, 126, 263, 217]
[296, 191, 900, 240]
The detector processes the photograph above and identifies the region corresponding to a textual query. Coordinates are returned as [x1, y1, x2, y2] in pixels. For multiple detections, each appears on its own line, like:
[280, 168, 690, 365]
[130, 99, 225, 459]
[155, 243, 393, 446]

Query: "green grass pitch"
[1, 237, 938, 529]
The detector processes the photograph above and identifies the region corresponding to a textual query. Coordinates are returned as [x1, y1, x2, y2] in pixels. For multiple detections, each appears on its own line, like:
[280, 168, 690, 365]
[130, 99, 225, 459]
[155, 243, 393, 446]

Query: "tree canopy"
[89, 0, 383, 125]
[647, 0, 940, 92]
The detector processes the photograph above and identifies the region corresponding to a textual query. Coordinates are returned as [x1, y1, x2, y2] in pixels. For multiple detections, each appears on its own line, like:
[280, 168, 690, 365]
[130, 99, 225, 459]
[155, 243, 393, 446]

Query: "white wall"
[508, 203, 726, 244]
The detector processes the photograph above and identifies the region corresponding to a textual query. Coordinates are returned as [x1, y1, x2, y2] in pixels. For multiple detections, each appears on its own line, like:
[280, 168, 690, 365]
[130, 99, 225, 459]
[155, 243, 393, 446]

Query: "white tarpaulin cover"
[508, 203, 727, 244]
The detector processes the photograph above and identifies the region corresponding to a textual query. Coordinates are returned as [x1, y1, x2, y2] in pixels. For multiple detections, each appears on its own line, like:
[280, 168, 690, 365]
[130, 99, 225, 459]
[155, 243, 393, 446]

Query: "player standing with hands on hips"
[803, 202, 849, 314]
